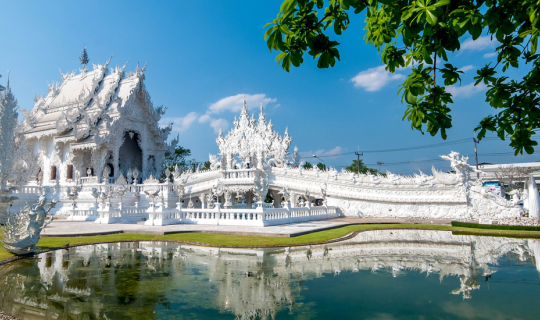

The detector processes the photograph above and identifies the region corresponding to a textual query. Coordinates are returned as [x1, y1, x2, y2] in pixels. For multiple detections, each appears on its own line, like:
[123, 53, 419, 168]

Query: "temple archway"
[119, 131, 143, 177]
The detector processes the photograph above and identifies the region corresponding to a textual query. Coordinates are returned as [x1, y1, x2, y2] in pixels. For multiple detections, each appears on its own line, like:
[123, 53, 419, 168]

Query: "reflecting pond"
[1, 230, 540, 319]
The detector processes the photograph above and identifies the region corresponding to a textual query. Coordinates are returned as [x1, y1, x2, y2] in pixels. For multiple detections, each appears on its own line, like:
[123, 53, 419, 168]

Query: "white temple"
[21, 57, 177, 186]
[3, 50, 539, 226]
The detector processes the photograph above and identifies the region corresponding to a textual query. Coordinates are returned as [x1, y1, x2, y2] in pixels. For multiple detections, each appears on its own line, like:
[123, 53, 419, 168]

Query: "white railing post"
[215, 202, 221, 225]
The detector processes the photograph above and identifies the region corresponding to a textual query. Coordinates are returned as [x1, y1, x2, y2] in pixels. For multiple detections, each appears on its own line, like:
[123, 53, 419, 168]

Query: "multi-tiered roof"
[216, 100, 292, 168]
[22, 57, 172, 152]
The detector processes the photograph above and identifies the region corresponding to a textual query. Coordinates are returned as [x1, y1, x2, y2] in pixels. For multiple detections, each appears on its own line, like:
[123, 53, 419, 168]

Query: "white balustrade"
[144, 203, 338, 226]
[67, 209, 100, 221]
[224, 169, 256, 179]
[12, 186, 41, 194]
[67, 205, 147, 223]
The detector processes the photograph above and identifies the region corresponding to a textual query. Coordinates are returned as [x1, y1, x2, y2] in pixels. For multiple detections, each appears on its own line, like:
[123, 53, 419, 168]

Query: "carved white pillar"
[227, 153, 234, 170]
[113, 149, 120, 179]
[256, 151, 263, 170]
[271, 189, 281, 208]
[141, 151, 147, 180]
[199, 193, 206, 209]
[246, 191, 253, 209]
[289, 191, 296, 208]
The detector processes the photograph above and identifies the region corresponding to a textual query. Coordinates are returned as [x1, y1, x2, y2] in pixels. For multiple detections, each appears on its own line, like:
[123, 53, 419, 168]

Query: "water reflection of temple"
[1, 230, 540, 319]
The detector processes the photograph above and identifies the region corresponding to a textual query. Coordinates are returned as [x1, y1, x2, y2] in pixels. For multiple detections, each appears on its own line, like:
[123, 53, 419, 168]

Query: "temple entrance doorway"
[119, 131, 143, 178]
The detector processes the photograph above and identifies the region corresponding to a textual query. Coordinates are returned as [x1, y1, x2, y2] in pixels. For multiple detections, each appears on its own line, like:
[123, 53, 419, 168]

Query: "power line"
[301, 138, 472, 159]
[337, 151, 540, 168]
[301, 135, 540, 160]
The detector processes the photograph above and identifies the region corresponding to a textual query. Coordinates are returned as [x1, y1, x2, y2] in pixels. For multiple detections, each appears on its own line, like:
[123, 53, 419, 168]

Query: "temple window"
[50, 166, 57, 180]
[67, 165, 74, 180]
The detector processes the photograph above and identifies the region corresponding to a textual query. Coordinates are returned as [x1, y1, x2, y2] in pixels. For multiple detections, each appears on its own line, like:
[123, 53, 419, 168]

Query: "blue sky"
[1, 1, 537, 174]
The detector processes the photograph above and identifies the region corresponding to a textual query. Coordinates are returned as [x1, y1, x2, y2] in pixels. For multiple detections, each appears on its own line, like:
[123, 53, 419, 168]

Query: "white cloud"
[198, 113, 229, 133]
[461, 36, 497, 52]
[166, 93, 276, 134]
[160, 111, 198, 132]
[208, 93, 277, 114]
[198, 114, 211, 123]
[209, 118, 229, 133]
[459, 65, 474, 73]
[316, 146, 345, 157]
[301, 146, 346, 158]
[483, 52, 497, 58]
[350, 65, 404, 92]
[446, 82, 487, 98]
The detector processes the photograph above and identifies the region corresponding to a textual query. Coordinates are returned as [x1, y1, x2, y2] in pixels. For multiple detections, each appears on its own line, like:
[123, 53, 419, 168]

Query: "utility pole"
[473, 137, 479, 179]
[377, 161, 384, 172]
[355, 151, 363, 175]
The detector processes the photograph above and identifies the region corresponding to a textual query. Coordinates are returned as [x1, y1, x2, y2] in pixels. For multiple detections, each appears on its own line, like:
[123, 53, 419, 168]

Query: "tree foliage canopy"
[163, 146, 201, 174]
[265, 0, 540, 155]
[345, 158, 379, 174]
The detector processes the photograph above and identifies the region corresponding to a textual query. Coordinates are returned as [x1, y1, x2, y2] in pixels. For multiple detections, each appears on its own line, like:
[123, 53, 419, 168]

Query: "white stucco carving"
[175, 102, 526, 222]
[5, 72, 532, 226]
[20, 58, 177, 187]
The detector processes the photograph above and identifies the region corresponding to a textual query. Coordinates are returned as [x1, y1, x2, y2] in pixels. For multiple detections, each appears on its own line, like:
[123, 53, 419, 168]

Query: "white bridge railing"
[223, 169, 256, 179]
[59, 199, 338, 226]
[67, 205, 148, 224]
[144, 203, 338, 227]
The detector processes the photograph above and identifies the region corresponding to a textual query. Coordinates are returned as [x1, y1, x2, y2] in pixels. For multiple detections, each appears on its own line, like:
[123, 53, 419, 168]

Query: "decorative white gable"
[22, 58, 178, 185]
[216, 100, 292, 170]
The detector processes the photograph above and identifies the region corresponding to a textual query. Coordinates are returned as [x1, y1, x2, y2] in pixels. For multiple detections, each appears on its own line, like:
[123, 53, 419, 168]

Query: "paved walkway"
[41, 217, 453, 238]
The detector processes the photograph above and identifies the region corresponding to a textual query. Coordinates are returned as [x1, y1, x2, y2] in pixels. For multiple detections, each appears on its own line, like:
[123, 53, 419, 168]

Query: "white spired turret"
[528, 173, 540, 218]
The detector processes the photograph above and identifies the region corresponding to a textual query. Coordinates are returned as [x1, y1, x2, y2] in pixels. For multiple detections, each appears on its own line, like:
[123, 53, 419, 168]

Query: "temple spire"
[80, 46, 89, 65]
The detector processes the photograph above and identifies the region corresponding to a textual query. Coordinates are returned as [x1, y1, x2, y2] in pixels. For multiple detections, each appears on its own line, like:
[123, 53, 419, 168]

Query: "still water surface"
[1, 230, 539, 319]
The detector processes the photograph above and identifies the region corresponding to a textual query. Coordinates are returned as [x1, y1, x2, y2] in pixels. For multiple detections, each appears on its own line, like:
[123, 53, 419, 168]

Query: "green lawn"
[2, 223, 540, 262]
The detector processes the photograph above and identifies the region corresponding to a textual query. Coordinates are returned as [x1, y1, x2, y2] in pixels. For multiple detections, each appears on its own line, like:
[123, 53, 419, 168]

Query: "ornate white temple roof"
[216, 100, 292, 167]
[23, 58, 169, 149]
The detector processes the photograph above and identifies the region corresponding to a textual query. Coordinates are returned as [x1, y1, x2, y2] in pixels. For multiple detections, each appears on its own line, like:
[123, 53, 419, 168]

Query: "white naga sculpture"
[1, 195, 56, 254]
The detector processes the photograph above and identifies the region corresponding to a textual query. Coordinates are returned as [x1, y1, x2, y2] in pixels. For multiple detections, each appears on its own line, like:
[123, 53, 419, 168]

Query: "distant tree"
[202, 161, 211, 171]
[163, 146, 201, 174]
[494, 165, 529, 193]
[346, 158, 379, 175]
[265, 191, 273, 203]
[0, 78, 18, 190]
[265, 0, 540, 155]
[316, 162, 327, 171]
[303, 161, 313, 169]
[79, 46, 89, 65]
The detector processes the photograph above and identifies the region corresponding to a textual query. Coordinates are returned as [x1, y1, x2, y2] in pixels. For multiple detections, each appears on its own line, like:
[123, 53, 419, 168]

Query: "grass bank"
[2, 223, 540, 262]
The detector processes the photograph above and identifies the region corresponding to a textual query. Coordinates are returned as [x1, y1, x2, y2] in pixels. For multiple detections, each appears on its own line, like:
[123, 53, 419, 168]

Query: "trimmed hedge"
[451, 221, 540, 232]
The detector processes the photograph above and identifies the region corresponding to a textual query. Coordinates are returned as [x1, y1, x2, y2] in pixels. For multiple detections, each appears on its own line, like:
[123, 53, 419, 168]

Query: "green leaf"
[340, 0, 350, 10]
[426, 10, 438, 25]
[282, 53, 291, 71]
[532, 35, 538, 55]
[430, 0, 450, 8]
[405, 91, 417, 104]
